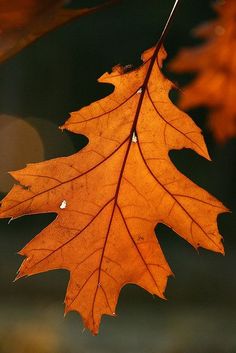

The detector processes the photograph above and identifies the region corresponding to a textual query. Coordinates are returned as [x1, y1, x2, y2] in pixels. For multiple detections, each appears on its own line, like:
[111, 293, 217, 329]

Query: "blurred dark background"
[0, 0, 235, 352]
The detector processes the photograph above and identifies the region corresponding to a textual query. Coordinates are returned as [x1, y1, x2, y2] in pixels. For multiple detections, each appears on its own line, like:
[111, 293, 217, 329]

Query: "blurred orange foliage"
[0, 0, 117, 63]
[170, 0, 236, 142]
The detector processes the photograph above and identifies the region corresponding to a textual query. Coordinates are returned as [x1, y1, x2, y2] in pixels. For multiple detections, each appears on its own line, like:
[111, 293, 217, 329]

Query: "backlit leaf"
[0, 45, 227, 334]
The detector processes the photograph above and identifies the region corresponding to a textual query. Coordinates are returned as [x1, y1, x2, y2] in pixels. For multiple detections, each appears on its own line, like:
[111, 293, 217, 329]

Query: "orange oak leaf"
[169, 0, 236, 143]
[0, 45, 227, 334]
[0, 0, 118, 63]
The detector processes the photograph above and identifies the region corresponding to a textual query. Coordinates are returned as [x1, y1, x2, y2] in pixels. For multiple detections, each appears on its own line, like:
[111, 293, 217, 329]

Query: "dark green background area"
[0, 1, 235, 352]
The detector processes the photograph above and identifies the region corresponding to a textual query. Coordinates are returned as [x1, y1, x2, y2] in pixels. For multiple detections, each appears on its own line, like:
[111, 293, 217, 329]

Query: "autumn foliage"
[0, 0, 117, 63]
[0, 42, 227, 333]
[170, 0, 236, 142]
